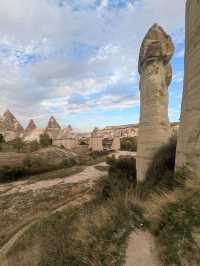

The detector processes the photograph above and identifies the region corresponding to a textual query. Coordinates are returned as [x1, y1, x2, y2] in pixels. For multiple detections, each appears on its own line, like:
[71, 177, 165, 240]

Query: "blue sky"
[0, 0, 185, 132]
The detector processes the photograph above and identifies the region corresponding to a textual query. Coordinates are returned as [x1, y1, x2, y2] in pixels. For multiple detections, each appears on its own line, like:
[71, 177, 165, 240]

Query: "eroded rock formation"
[24, 119, 37, 135]
[45, 116, 61, 140]
[136, 24, 174, 182]
[53, 125, 78, 149]
[0, 110, 24, 141]
[176, 0, 200, 177]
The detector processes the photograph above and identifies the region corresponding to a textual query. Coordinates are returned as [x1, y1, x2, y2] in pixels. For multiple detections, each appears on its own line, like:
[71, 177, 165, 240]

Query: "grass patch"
[7, 195, 146, 266]
[152, 190, 200, 266]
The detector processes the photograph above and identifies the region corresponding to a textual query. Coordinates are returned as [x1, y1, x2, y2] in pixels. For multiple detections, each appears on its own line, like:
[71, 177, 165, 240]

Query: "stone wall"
[176, 0, 200, 176]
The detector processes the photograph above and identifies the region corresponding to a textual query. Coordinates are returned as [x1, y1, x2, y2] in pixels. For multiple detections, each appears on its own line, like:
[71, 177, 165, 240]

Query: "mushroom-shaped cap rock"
[138, 24, 174, 73]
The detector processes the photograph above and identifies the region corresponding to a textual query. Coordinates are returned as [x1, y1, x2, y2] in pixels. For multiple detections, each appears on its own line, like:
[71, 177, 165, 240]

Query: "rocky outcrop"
[24, 128, 45, 142]
[53, 125, 78, 149]
[45, 116, 61, 140]
[24, 120, 37, 135]
[0, 110, 24, 141]
[176, 0, 200, 177]
[136, 24, 174, 182]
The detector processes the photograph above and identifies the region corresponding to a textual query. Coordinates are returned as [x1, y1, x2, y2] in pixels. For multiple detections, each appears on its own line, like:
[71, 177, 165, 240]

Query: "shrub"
[145, 136, 178, 187]
[60, 158, 77, 168]
[120, 137, 137, 152]
[0, 165, 25, 182]
[0, 133, 5, 143]
[39, 133, 52, 147]
[12, 137, 25, 152]
[28, 140, 40, 152]
[101, 156, 137, 199]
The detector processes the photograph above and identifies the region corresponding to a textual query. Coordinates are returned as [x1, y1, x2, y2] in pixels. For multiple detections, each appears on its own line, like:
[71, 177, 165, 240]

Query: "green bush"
[0, 134, 5, 144]
[39, 133, 52, 147]
[28, 140, 40, 152]
[146, 136, 177, 185]
[12, 137, 25, 152]
[60, 158, 77, 168]
[120, 137, 137, 151]
[0, 165, 25, 182]
[101, 156, 137, 199]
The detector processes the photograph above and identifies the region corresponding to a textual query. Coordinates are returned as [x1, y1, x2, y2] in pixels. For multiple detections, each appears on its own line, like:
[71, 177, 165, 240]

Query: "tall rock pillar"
[136, 24, 174, 182]
[176, 0, 200, 176]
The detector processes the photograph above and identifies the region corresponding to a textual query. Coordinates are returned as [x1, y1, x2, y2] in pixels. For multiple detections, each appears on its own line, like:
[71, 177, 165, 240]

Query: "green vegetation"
[146, 136, 177, 184]
[0, 133, 5, 143]
[0, 155, 80, 183]
[152, 191, 200, 266]
[8, 184, 146, 266]
[101, 156, 137, 199]
[39, 133, 52, 147]
[12, 137, 25, 152]
[120, 137, 137, 151]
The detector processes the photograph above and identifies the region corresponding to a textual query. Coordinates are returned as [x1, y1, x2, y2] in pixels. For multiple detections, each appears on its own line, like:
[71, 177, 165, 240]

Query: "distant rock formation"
[0, 110, 24, 141]
[24, 128, 45, 142]
[24, 119, 37, 135]
[176, 0, 200, 177]
[23, 120, 45, 142]
[45, 116, 61, 140]
[136, 24, 174, 182]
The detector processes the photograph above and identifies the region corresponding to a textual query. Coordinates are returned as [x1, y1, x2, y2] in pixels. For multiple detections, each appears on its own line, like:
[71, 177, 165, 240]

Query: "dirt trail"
[0, 162, 107, 196]
[0, 162, 107, 263]
[125, 230, 160, 266]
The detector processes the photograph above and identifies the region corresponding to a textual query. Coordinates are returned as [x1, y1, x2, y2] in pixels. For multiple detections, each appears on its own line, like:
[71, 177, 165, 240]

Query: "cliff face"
[176, 0, 200, 177]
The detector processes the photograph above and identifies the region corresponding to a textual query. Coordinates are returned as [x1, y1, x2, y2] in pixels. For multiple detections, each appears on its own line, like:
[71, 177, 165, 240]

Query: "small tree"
[120, 137, 137, 152]
[13, 137, 25, 152]
[29, 140, 40, 152]
[39, 133, 52, 147]
[0, 134, 5, 144]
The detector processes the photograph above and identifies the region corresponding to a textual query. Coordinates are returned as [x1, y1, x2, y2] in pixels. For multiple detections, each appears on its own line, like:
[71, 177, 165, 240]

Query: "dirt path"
[0, 162, 107, 263]
[125, 230, 160, 266]
[0, 162, 107, 196]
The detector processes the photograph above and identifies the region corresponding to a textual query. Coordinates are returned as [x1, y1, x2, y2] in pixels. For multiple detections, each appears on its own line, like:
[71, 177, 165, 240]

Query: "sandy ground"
[0, 162, 107, 196]
[125, 230, 160, 266]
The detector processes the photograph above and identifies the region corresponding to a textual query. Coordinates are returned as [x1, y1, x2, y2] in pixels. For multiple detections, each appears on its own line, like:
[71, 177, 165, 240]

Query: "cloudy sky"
[0, 0, 185, 131]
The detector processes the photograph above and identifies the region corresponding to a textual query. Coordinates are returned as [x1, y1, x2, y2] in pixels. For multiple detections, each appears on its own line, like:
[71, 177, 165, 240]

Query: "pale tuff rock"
[3, 110, 24, 134]
[111, 137, 121, 151]
[45, 116, 61, 140]
[24, 128, 45, 142]
[176, 0, 200, 177]
[136, 24, 174, 182]
[24, 119, 37, 135]
[0, 110, 24, 141]
[24, 119, 40, 142]
[53, 125, 78, 149]
[89, 127, 104, 151]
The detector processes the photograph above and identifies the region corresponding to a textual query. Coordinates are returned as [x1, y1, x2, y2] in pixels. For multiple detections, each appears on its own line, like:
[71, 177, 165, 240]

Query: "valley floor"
[0, 161, 107, 263]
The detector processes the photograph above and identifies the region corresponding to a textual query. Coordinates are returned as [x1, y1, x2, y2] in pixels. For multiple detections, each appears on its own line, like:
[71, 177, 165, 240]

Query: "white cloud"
[0, 0, 185, 127]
